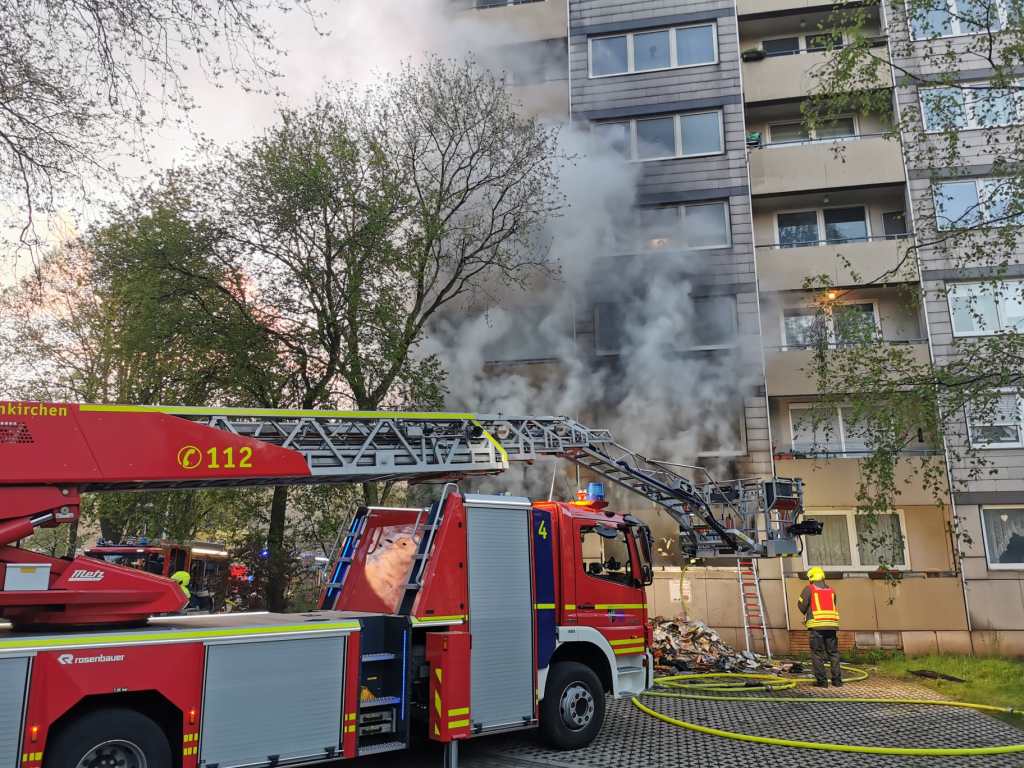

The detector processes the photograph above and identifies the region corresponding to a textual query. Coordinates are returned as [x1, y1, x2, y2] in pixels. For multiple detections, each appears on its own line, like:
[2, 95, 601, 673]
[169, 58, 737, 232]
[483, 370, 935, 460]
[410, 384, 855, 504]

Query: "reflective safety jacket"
[803, 582, 839, 629]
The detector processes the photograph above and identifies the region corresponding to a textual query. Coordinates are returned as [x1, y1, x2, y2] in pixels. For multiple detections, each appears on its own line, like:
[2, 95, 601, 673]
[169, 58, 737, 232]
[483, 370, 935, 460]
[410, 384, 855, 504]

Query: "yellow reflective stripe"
[448, 707, 470, 717]
[614, 646, 646, 655]
[80, 404, 479, 421]
[345, 712, 357, 722]
[595, 603, 647, 610]
[434, 690, 442, 716]
[472, 418, 509, 463]
[448, 719, 470, 729]
[609, 638, 644, 646]
[412, 615, 465, 625]
[0, 621, 359, 651]
[344, 725, 356, 734]
[534, 603, 555, 610]
[436, 667, 443, 683]
[564, 604, 576, 611]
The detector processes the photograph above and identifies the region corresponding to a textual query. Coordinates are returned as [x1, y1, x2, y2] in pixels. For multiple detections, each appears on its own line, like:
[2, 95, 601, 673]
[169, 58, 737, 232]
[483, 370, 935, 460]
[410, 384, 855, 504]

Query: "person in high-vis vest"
[797, 566, 842, 687]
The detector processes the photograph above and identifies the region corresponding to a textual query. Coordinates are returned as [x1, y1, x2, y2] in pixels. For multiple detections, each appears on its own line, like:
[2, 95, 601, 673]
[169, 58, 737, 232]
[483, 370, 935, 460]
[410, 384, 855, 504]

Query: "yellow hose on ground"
[631, 666, 1024, 757]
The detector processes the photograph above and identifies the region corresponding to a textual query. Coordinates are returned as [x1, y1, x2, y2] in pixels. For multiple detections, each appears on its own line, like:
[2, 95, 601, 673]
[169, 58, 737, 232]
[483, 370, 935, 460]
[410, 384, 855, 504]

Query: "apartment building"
[459, 0, 1022, 656]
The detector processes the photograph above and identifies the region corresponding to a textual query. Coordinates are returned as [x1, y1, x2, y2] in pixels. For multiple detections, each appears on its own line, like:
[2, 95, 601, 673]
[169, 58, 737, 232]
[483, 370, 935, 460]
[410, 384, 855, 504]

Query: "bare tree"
[0, 0, 316, 251]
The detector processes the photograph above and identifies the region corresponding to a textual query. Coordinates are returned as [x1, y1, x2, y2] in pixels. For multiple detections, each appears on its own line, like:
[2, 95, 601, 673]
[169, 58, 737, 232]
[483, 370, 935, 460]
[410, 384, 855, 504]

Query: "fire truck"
[84, 539, 231, 612]
[0, 402, 814, 768]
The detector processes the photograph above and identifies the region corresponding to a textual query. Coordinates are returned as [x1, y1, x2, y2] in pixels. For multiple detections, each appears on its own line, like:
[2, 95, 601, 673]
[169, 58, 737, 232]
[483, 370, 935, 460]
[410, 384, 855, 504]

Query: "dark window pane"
[636, 116, 676, 159]
[693, 295, 737, 345]
[806, 32, 841, 51]
[783, 309, 827, 347]
[763, 37, 800, 56]
[677, 25, 716, 66]
[816, 117, 857, 138]
[638, 206, 681, 249]
[681, 112, 722, 155]
[823, 206, 868, 243]
[832, 303, 877, 344]
[882, 211, 908, 236]
[770, 122, 810, 144]
[778, 211, 820, 247]
[594, 302, 625, 354]
[591, 36, 628, 76]
[635, 30, 671, 71]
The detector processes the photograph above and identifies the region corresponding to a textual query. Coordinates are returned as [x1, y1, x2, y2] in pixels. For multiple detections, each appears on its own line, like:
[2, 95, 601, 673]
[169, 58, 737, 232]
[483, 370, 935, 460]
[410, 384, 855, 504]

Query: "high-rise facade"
[459, 0, 1022, 655]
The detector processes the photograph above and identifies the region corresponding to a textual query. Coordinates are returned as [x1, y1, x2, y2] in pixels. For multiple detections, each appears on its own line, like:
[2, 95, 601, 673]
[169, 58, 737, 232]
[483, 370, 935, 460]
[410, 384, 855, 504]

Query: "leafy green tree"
[798, 0, 1024, 565]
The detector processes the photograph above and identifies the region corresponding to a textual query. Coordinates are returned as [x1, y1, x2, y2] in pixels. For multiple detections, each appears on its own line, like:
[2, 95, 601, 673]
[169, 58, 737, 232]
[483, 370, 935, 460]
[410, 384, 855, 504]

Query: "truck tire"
[44, 708, 172, 768]
[539, 661, 606, 750]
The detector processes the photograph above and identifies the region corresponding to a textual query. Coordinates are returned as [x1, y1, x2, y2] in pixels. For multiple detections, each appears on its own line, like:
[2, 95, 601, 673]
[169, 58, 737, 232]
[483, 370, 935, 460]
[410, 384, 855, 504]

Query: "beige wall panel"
[742, 53, 890, 103]
[773, 458, 946, 507]
[786, 576, 878, 628]
[872, 578, 968, 630]
[703, 574, 745, 627]
[756, 577, 789, 629]
[903, 506, 954, 571]
[901, 630, 939, 656]
[972, 630, 1024, 657]
[935, 630, 973, 655]
[764, 342, 928, 397]
[756, 239, 915, 292]
[467, 0, 566, 44]
[966, 579, 1024, 631]
[749, 137, 905, 195]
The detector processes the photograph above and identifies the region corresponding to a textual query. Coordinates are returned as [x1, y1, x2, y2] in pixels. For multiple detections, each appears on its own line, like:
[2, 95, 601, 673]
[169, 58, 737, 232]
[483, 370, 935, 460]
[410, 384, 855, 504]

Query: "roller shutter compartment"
[0, 657, 28, 768]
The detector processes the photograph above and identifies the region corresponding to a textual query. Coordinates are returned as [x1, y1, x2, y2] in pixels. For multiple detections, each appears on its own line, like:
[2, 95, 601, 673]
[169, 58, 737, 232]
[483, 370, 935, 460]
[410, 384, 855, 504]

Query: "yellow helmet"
[806, 566, 825, 582]
[170, 570, 191, 587]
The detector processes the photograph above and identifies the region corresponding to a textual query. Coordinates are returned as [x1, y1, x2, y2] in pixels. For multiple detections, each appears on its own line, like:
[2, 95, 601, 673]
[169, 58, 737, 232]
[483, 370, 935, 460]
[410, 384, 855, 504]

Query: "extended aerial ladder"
[0, 402, 818, 628]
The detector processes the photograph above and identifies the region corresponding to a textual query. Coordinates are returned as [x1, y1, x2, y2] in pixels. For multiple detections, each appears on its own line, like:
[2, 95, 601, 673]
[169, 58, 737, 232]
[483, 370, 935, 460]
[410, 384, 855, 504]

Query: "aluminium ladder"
[737, 557, 771, 658]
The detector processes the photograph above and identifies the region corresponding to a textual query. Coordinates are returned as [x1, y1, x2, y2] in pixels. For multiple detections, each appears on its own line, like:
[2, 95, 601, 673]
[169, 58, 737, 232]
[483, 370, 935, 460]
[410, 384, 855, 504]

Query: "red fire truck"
[0, 402, 811, 768]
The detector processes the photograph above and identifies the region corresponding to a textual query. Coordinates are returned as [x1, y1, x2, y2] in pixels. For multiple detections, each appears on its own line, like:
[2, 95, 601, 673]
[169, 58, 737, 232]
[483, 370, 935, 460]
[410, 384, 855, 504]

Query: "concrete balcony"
[742, 50, 891, 103]
[464, 0, 566, 44]
[765, 341, 930, 397]
[748, 135, 905, 196]
[738, 0, 850, 14]
[774, 455, 943, 507]
[756, 236, 916, 291]
[509, 80, 569, 120]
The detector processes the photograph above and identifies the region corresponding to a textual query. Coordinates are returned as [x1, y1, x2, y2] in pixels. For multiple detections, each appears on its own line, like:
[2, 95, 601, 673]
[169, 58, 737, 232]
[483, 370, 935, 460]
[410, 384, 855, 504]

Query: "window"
[776, 206, 870, 247]
[934, 178, 1023, 229]
[595, 111, 724, 161]
[768, 117, 857, 145]
[580, 526, 634, 585]
[782, 303, 879, 349]
[698, 397, 746, 456]
[778, 211, 821, 247]
[967, 391, 1024, 448]
[589, 23, 717, 77]
[693, 295, 738, 347]
[789, 403, 879, 454]
[634, 201, 731, 250]
[948, 280, 1024, 336]
[909, 0, 1016, 39]
[882, 210, 909, 237]
[762, 36, 800, 56]
[981, 507, 1024, 568]
[803, 510, 908, 570]
[761, 33, 843, 56]
[594, 302, 625, 355]
[921, 84, 1022, 132]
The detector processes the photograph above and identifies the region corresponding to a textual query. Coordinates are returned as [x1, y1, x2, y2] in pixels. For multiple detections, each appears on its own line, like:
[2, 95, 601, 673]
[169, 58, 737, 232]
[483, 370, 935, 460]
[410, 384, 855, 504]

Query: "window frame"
[635, 200, 732, 251]
[779, 300, 881, 351]
[966, 389, 1024, 449]
[980, 505, 1024, 570]
[787, 400, 880, 454]
[597, 110, 725, 162]
[773, 204, 872, 248]
[760, 31, 845, 56]
[767, 114, 859, 146]
[907, 0, 1017, 41]
[946, 278, 1024, 337]
[588, 22, 719, 78]
[579, 524, 640, 586]
[919, 82, 1024, 133]
[800, 508, 911, 572]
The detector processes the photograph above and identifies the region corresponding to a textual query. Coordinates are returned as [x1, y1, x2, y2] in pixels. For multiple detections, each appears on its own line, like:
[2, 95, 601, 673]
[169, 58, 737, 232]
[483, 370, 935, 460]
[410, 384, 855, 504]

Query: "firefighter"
[170, 570, 192, 602]
[797, 566, 842, 687]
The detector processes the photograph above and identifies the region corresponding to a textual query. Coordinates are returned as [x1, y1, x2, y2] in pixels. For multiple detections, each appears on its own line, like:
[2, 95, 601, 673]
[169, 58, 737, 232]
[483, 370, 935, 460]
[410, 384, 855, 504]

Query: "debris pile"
[651, 618, 775, 672]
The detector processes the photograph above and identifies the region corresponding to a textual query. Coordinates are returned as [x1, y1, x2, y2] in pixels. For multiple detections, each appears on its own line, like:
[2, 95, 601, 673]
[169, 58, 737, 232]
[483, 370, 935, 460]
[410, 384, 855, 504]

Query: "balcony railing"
[756, 232, 912, 250]
[475, 0, 543, 7]
[766, 337, 928, 353]
[747, 131, 894, 150]
[774, 447, 941, 460]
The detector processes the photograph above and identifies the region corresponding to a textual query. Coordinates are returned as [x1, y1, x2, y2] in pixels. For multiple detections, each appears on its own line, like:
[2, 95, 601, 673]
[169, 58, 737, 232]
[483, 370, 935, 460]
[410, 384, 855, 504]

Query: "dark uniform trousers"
[809, 628, 842, 685]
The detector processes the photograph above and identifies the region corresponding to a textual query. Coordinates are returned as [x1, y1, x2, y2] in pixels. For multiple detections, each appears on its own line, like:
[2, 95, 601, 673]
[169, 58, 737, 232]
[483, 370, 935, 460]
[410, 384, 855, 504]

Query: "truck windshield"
[630, 525, 654, 586]
[580, 527, 633, 586]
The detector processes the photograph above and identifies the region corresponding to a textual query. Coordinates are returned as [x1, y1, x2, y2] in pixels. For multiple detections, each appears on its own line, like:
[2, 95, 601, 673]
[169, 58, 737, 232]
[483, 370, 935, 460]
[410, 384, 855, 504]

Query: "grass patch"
[858, 653, 1024, 724]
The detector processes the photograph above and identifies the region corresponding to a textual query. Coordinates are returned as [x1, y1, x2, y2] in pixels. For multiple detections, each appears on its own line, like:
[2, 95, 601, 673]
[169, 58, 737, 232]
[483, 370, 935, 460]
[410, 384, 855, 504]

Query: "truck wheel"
[44, 708, 172, 768]
[539, 661, 606, 750]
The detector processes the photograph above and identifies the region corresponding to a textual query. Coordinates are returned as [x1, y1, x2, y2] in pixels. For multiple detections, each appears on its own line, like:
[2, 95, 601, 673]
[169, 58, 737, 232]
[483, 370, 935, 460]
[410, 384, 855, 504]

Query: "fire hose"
[631, 665, 1024, 757]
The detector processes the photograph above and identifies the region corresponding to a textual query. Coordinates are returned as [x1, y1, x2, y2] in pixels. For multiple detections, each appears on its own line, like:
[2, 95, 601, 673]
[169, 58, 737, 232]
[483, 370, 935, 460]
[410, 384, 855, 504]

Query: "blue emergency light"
[587, 482, 605, 501]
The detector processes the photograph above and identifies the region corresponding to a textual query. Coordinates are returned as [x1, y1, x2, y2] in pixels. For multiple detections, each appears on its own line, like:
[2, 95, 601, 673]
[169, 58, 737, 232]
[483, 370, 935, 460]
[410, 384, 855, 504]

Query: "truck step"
[361, 695, 401, 708]
[358, 741, 407, 756]
[361, 652, 397, 662]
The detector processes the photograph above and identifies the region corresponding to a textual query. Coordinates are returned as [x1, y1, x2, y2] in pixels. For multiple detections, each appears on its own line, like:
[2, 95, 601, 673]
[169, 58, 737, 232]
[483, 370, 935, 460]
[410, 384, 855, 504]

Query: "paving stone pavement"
[350, 677, 1024, 768]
